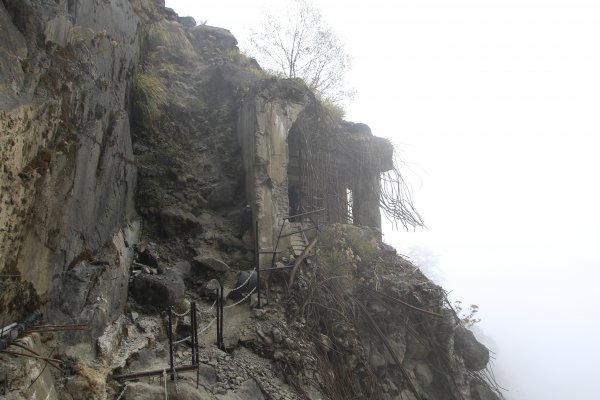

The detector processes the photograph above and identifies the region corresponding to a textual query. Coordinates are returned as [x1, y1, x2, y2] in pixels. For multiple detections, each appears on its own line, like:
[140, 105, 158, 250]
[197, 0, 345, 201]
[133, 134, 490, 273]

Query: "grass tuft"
[133, 71, 167, 124]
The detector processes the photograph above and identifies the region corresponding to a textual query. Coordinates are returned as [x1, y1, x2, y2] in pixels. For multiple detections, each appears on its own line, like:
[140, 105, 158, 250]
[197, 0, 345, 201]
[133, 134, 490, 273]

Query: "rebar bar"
[168, 307, 174, 381]
[114, 365, 199, 381]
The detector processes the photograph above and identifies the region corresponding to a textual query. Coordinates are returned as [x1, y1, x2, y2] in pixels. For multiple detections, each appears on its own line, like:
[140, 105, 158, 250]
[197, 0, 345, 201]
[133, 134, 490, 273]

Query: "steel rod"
[259, 265, 294, 272]
[25, 327, 88, 332]
[278, 225, 319, 238]
[216, 290, 220, 347]
[284, 208, 326, 221]
[26, 324, 87, 329]
[194, 306, 200, 366]
[0, 349, 62, 364]
[168, 307, 174, 381]
[114, 365, 199, 380]
[8, 342, 62, 371]
[255, 221, 261, 309]
[190, 302, 197, 365]
[217, 286, 225, 351]
[360, 286, 443, 318]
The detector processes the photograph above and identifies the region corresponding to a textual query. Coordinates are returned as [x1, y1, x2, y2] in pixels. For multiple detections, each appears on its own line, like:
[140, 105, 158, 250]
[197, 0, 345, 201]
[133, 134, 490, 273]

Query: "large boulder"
[132, 270, 185, 307]
[159, 206, 202, 237]
[178, 16, 196, 28]
[470, 382, 501, 400]
[207, 182, 237, 208]
[228, 270, 257, 300]
[192, 256, 230, 273]
[454, 326, 490, 371]
[190, 25, 238, 50]
[172, 260, 192, 280]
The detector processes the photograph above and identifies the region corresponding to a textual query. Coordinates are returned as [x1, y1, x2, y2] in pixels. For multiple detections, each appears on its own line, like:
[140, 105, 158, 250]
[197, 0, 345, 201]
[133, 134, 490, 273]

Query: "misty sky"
[166, 1, 600, 399]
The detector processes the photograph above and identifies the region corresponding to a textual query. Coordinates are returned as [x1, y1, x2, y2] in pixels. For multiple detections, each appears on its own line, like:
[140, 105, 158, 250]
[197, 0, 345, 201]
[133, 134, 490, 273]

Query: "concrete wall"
[237, 82, 395, 261]
[238, 87, 305, 264]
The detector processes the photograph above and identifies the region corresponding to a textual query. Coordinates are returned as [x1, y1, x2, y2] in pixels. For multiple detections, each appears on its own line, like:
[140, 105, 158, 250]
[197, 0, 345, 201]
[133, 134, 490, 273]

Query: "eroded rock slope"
[0, 1, 503, 399]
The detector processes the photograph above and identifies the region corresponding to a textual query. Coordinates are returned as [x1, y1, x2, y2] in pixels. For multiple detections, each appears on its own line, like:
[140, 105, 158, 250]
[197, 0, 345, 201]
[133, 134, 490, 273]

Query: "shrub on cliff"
[247, 0, 354, 107]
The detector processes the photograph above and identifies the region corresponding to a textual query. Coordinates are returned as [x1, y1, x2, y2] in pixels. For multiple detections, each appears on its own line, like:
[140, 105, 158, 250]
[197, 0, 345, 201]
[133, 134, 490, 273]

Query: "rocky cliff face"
[0, 0, 139, 333]
[0, 1, 503, 399]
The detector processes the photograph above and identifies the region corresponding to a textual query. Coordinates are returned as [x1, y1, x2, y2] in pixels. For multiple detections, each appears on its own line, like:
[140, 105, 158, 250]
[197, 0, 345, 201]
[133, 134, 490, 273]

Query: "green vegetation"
[133, 71, 167, 124]
[312, 224, 379, 291]
[320, 97, 346, 119]
[147, 22, 196, 60]
[222, 48, 277, 80]
[316, 246, 354, 288]
[147, 22, 178, 47]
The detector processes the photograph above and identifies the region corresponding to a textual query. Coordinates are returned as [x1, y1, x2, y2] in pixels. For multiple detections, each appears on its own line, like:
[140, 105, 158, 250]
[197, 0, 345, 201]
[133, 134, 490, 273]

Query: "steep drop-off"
[0, 1, 503, 399]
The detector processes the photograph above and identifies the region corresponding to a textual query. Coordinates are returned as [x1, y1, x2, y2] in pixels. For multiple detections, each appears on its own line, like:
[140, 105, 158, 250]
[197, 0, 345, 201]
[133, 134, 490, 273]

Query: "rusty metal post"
[190, 302, 197, 365]
[215, 291, 219, 346]
[217, 285, 225, 351]
[168, 307, 174, 381]
[216, 285, 222, 350]
[255, 221, 261, 309]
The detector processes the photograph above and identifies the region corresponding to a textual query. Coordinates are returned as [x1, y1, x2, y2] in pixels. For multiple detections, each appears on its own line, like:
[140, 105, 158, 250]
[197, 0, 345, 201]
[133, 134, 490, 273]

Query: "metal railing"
[115, 293, 225, 385]
[255, 208, 325, 308]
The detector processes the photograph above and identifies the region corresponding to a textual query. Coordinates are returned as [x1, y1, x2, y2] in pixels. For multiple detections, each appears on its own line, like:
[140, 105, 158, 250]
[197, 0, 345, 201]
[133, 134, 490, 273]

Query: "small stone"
[319, 334, 333, 352]
[252, 308, 267, 319]
[256, 327, 272, 345]
[369, 349, 386, 372]
[200, 278, 221, 298]
[271, 327, 283, 343]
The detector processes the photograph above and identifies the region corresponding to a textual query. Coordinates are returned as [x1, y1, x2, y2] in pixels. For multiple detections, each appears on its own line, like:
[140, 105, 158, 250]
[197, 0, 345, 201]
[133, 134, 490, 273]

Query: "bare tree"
[248, 0, 353, 106]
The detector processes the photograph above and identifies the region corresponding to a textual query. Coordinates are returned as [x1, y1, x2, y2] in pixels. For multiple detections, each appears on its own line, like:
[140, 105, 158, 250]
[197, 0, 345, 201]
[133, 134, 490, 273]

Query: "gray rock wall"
[0, 0, 139, 330]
